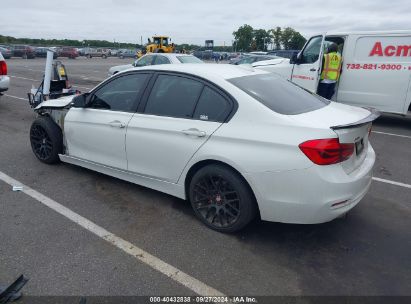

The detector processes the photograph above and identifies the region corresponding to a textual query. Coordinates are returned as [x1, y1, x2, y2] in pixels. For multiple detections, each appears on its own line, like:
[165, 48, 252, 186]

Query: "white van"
[255, 31, 411, 115]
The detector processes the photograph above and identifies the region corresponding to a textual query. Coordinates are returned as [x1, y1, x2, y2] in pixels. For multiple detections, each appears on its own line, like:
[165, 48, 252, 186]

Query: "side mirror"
[71, 93, 89, 108]
[290, 53, 299, 64]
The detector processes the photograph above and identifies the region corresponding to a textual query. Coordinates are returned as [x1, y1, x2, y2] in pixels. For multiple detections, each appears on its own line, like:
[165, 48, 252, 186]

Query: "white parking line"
[10, 74, 91, 91]
[9, 75, 39, 82]
[3, 94, 27, 101]
[10, 74, 103, 83]
[372, 131, 411, 139]
[0, 171, 225, 296]
[373, 177, 411, 189]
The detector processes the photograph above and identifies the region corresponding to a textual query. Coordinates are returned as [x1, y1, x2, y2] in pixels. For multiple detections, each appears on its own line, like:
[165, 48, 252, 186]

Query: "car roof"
[131, 63, 268, 80]
[144, 53, 194, 58]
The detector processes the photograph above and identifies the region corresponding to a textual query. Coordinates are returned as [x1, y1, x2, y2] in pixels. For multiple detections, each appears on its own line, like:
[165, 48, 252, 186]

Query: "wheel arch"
[35, 111, 65, 133]
[183, 159, 261, 217]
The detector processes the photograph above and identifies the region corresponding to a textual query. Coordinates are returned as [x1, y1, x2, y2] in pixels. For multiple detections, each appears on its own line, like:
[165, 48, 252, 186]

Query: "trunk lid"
[290, 102, 379, 173]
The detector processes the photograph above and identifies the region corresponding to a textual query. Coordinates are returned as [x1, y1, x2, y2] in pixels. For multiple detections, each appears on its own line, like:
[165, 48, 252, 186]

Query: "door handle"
[109, 120, 126, 128]
[310, 68, 317, 72]
[182, 128, 206, 137]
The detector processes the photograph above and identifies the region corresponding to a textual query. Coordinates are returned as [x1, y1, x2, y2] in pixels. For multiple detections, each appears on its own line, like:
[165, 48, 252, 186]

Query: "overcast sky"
[1, 0, 410, 46]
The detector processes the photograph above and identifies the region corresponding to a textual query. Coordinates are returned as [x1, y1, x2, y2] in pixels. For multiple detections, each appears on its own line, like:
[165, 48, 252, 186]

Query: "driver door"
[64, 72, 151, 170]
[291, 35, 325, 93]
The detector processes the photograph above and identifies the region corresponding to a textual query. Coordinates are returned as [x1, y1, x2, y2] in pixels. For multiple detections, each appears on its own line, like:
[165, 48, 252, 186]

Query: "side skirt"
[59, 154, 186, 199]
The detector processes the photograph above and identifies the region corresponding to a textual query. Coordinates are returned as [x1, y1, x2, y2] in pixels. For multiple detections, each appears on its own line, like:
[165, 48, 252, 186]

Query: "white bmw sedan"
[108, 53, 203, 76]
[31, 64, 377, 232]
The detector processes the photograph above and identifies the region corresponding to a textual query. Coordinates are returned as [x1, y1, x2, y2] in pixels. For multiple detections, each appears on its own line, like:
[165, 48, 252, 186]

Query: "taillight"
[299, 138, 354, 165]
[0, 61, 7, 75]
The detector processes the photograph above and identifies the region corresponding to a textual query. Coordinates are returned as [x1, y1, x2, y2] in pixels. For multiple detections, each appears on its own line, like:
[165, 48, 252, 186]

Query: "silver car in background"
[108, 53, 203, 76]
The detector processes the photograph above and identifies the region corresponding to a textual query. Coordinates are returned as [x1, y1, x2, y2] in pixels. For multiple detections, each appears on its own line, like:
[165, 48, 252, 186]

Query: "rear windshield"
[176, 56, 203, 64]
[228, 73, 329, 115]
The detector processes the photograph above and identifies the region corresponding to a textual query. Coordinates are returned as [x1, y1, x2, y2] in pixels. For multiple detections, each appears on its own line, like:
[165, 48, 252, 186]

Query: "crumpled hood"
[34, 95, 75, 110]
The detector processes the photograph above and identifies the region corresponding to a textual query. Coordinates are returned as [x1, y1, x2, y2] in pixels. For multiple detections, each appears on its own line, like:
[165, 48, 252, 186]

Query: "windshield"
[228, 73, 329, 115]
[176, 56, 203, 63]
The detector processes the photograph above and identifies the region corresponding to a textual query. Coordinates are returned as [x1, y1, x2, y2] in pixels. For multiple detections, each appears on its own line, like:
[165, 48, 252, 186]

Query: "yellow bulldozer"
[138, 36, 175, 57]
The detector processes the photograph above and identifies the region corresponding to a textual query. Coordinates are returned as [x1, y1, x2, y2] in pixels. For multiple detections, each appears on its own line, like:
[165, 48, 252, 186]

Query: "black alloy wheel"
[30, 116, 63, 164]
[189, 165, 257, 232]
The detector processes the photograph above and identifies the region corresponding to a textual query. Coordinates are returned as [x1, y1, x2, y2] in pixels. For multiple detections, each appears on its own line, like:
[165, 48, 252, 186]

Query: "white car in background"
[252, 57, 290, 69]
[108, 53, 203, 76]
[31, 64, 377, 232]
[0, 53, 10, 98]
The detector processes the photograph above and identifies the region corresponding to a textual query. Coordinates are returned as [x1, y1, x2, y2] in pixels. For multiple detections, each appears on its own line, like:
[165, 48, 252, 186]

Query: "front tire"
[30, 116, 63, 164]
[189, 165, 257, 232]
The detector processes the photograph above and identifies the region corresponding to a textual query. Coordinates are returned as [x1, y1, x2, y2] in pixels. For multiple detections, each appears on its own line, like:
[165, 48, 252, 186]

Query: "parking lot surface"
[1, 58, 410, 298]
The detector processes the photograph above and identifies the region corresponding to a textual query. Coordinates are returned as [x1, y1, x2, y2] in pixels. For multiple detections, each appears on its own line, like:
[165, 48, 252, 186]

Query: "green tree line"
[233, 25, 306, 52]
[0, 35, 141, 49]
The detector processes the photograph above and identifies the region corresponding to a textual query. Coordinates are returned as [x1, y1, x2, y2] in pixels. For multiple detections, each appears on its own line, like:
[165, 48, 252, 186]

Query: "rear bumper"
[0, 76, 10, 92]
[246, 144, 375, 224]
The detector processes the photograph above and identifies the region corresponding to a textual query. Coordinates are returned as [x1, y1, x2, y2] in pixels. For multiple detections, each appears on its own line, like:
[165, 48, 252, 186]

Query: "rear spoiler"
[331, 107, 380, 130]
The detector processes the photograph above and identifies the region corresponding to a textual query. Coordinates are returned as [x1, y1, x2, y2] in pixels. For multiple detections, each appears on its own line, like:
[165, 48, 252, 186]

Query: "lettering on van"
[369, 42, 411, 57]
[292, 75, 315, 81]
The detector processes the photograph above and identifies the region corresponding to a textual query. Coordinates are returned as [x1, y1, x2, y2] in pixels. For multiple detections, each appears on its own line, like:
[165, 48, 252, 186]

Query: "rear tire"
[30, 116, 63, 164]
[102, 54, 107, 59]
[189, 164, 257, 232]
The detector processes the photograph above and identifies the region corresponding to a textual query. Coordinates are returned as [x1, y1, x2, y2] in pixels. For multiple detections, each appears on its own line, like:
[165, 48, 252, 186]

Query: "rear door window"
[193, 87, 231, 122]
[144, 74, 203, 119]
[228, 73, 329, 115]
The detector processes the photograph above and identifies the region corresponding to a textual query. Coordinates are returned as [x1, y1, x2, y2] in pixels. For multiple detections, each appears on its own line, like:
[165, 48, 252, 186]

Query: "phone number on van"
[346, 63, 411, 71]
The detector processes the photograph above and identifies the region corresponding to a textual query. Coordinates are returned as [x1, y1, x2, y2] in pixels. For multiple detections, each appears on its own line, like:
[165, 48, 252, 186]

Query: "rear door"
[64, 72, 151, 170]
[291, 35, 324, 92]
[126, 73, 234, 183]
